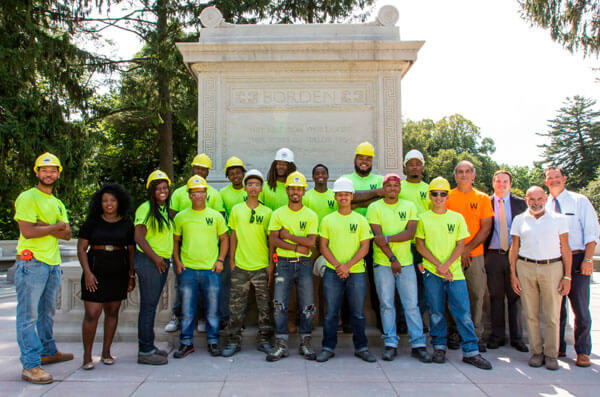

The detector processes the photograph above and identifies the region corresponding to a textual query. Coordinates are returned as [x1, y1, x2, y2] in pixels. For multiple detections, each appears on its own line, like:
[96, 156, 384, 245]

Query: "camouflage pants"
[224, 267, 274, 346]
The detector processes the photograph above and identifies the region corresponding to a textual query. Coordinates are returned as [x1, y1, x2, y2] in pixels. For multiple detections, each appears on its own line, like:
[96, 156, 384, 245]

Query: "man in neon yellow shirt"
[316, 177, 376, 363]
[303, 164, 337, 223]
[173, 176, 229, 359]
[222, 170, 274, 357]
[342, 141, 384, 330]
[14, 153, 73, 384]
[259, 148, 296, 210]
[266, 171, 318, 362]
[398, 149, 431, 323]
[415, 177, 492, 370]
[220, 156, 247, 218]
[367, 173, 431, 363]
[165, 153, 224, 333]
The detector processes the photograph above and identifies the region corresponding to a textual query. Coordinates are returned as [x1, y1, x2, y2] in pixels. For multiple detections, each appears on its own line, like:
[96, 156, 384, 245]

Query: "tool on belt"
[272, 253, 278, 264]
[20, 249, 33, 261]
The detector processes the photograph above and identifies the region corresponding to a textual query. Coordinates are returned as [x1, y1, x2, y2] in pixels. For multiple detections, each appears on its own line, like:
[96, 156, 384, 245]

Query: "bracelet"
[389, 255, 397, 262]
[217, 258, 225, 264]
[583, 258, 593, 263]
[563, 276, 571, 281]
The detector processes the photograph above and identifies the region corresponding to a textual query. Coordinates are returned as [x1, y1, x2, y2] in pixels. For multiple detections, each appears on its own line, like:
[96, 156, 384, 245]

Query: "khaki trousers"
[464, 255, 487, 338]
[516, 259, 563, 358]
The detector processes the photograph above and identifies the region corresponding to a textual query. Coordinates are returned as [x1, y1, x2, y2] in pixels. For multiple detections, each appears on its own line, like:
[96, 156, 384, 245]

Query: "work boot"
[447, 332, 461, 350]
[137, 353, 168, 365]
[528, 354, 545, 368]
[462, 354, 492, 370]
[545, 357, 559, 370]
[576, 354, 591, 367]
[299, 336, 316, 360]
[266, 338, 289, 362]
[354, 350, 377, 363]
[41, 351, 74, 365]
[257, 342, 273, 355]
[21, 367, 53, 384]
[316, 350, 335, 362]
[222, 344, 241, 358]
[411, 347, 433, 363]
[382, 346, 397, 361]
[432, 349, 446, 364]
[208, 343, 222, 357]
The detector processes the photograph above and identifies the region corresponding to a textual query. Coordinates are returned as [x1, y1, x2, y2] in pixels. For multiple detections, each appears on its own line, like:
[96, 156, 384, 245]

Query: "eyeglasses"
[249, 209, 256, 224]
[190, 192, 205, 198]
[430, 191, 448, 198]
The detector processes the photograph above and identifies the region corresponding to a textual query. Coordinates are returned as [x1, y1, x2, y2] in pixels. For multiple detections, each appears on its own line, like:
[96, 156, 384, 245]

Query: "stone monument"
[177, 5, 423, 182]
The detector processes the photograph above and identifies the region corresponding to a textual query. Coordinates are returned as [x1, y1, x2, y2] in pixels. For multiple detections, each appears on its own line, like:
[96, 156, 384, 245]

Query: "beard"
[354, 164, 372, 176]
[38, 178, 56, 188]
[528, 206, 545, 215]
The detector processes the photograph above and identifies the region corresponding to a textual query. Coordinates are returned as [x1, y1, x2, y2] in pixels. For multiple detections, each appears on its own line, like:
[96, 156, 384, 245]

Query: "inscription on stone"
[231, 88, 367, 107]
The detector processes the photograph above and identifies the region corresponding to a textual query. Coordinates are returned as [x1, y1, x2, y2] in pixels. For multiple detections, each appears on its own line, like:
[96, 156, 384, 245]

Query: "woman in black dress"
[77, 184, 135, 369]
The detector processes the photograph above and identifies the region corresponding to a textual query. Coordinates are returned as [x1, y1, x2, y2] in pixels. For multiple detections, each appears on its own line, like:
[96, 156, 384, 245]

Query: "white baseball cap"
[404, 149, 425, 166]
[243, 169, 264, 185]
[332, 177, 355, 193]
[275, 148, 294, 163]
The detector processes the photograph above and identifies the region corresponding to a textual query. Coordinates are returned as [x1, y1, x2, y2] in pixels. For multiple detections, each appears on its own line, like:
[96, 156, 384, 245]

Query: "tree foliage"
[537, 95, 600, 189]
[580, 169, 600, 217]
[402, 115, 498, 193]
[519, 0, 600, 56]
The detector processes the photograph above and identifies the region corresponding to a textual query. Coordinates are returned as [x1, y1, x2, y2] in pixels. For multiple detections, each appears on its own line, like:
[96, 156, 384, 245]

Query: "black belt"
[518, 256, 562, 265]
[488, 249, 509, 255]
[572, 250, 585, 255]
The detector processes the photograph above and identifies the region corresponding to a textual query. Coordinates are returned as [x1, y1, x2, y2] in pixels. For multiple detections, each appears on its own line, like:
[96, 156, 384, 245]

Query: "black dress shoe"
[382, 347, 397, 361]
[411, 347, 433, 363]
[510, 341, 529, 352]
[478, 343, 487, 353]
[208, 343, 222, 357]
[432, 349, 446, 364]
[463, 354, 492, 370]
[354, 350, 377, 363]
[487, 339, 505, 349]
[447, 333, 461, 350]
[173, 344, 195, 359]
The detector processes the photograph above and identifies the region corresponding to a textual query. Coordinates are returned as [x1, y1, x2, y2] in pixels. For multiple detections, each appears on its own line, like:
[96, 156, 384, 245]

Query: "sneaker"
[432, 349, 446, 364]
[411, 347, 433, 363]
[545, 357, 559, 370]
[257, 342, 273, 355]
[196, 319, 206, 333]
[266, 338, 289, 362]
[462, 354, 492, 370]
[354, 350, 377, 363]
[447, 333, 461, 350]
[164, 314, 180, 332]
[382, 346, 397, 361]
[299, 336, 316, 360]
[316, 350, 335, 362]
[138, 353, 168, 365]
[22, 366, 53, 384]
[576, 354, 591, 367]
[528, 353, 545, 368]
[173, 344, 195, 359]
[208, 343, 222, 357]
[41, 351, 74, 365]
[222, 344, 241, 358]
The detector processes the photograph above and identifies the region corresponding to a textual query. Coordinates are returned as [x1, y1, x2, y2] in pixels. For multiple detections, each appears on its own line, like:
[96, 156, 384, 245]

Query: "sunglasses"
[430, 191, 448, 198]
[249, 209, 256, 224]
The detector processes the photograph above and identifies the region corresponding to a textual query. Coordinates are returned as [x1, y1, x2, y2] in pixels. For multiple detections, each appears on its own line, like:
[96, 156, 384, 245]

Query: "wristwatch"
[389, 255, 397, 262]
[583, 258, 593, 263]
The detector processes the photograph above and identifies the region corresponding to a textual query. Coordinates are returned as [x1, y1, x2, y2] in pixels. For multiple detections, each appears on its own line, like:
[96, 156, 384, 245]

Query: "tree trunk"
[156, 0, 174, 179]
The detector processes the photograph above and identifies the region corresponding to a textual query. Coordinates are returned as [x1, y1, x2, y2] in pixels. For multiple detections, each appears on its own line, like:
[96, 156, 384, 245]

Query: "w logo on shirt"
[370, 184, 378, 189]
[469, 202, 478, 210]
[447, 224, 456, 233]
[255, 215, 264, 224]
[420, 191, 427, 200]
[398, 211, 406, 220]
[349, 223, 358, 233]
[299, 221, 307, 231]
[327, 200, 335, 208]
[205, 217, 214, 226]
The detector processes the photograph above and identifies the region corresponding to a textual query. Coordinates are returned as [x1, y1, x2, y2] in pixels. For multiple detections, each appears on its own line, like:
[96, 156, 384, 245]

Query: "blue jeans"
[172, 266, 205, 322]
[135, 251, 170, 354]
[373, 264, 426, 348]
[423, 270, 479, 357]
[322, 268, 368, 352]
[179, 268, 221, 345]
[273, 257, 314, 338]
[15, 259, 61, 369]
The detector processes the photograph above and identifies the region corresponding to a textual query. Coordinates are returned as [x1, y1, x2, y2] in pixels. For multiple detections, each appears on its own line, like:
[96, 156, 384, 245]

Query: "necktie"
[498, 199, 509, 251]
[554, 198, 561, 213]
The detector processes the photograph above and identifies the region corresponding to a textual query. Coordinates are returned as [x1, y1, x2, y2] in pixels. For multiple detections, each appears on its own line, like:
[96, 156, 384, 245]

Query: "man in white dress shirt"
[544, 166, 599, 367]
[510, 186, 571, 370]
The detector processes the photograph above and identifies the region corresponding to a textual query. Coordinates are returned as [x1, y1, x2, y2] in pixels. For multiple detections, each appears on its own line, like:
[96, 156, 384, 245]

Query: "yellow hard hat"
[355, 141, 375, 157]
[224, 156, 246, 173]
[285, 171, 308, 188]
[428, 177, 451, 193]
[191, 153, 212, 170]
[33, 152, 63, 173]
[186, 175, 208, 192]
[146, 170, 171, 189]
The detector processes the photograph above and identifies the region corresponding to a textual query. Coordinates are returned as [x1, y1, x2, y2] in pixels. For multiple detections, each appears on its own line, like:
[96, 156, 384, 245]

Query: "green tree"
[537, 95, 600, 189]
[402, 114, 499, 193]
[580, 169, 600, 217]
[519, 0, 600, 56]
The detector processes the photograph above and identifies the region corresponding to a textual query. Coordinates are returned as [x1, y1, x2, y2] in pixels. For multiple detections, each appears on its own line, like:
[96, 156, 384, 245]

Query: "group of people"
[13, 144, 598, 384]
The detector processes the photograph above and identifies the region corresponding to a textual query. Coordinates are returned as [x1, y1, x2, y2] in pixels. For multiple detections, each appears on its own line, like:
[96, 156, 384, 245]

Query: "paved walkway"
[0, 280, 599, 397]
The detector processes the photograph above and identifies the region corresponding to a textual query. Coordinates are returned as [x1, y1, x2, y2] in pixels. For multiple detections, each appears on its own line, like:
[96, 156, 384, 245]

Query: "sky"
[94, 0, 599, 168]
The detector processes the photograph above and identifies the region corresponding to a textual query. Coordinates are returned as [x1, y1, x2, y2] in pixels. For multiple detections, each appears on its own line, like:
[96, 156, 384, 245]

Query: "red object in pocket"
[272, 253, 278, 264]
[20, 249, 33, 261]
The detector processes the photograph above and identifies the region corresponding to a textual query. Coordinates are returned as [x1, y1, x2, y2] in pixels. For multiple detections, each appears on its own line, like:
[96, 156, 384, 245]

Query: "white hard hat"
[332, 177, 355, 193]
[243, 169, 264, 185]
[275, 148, 294, 163]
[404, 149, 425, 165]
